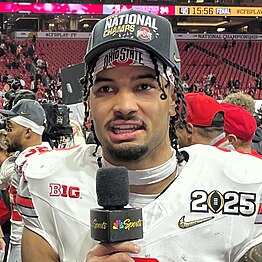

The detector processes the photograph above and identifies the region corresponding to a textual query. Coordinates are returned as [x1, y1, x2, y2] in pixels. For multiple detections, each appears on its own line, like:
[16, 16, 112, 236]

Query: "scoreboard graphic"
[176, 6, 262, 17]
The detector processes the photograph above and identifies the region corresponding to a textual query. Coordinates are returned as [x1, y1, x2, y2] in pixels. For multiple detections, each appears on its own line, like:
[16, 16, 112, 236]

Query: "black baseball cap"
[0, 99, 46, 127]
[84, 10, 181, 73]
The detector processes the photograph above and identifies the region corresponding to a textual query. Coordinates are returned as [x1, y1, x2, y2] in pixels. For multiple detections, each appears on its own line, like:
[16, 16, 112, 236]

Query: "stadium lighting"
[217, 27, 225, 32]
[177, 21, 228, 27]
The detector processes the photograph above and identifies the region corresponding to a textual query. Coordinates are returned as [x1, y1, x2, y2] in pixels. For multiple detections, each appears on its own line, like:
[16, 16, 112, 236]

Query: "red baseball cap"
[185, 93, 224, 127]
[220, 102, 257, 141]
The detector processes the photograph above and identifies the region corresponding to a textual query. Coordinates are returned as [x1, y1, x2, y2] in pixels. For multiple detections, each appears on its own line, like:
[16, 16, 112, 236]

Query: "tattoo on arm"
[238, 242, 262, 262]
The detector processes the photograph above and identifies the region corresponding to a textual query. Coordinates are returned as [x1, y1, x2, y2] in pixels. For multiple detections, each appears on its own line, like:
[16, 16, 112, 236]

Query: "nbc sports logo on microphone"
[113, 219, 124, 230]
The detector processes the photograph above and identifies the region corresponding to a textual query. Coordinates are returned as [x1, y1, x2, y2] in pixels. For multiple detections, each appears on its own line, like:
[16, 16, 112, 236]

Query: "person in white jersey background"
[0, 99, 51, 262]
[14, 10, 262, 262]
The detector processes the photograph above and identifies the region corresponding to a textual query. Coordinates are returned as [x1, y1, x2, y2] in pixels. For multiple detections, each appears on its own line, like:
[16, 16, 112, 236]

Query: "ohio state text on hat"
[84, 10, 181, 72]
[185, 93, 224, 127]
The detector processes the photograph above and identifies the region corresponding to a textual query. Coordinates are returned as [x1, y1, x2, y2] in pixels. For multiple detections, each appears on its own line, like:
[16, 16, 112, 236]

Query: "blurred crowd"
[182, 71, 262, 100]
[0, 34, 63, 110]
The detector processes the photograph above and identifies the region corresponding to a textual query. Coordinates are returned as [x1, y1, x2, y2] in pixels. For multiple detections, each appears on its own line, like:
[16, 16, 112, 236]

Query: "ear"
[169, 89, 177, 116]
[227, 134, 238, 145]
[186, 123, 194, 146]
[24, 128, 32, 139]
[186, 123, 193, 135]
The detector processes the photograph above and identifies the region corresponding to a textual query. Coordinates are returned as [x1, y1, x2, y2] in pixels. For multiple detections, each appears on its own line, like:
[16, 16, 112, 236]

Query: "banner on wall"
[14, 31, 262, 41]
[15, 31, 91, 39]
[175, 34, 262, 41]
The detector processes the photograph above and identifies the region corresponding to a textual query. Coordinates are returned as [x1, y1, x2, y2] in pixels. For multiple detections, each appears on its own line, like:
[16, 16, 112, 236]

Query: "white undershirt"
[129, 192, 158, 208]
[102, 149, 177, 186]
[102, 150, 178, 207]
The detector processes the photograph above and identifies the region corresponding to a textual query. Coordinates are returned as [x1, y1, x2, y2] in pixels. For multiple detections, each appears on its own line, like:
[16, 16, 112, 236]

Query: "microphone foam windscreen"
[96, 166, 129, 209]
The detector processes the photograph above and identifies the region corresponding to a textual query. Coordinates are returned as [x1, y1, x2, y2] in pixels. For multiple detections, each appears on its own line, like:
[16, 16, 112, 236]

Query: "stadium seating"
[1, 38, 261, 96]
[34, 39, 87, 76]
[177, 40, 262, 89]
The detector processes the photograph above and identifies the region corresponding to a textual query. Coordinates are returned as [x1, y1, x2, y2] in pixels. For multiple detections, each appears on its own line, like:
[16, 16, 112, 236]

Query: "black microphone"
[90, 166, 143, 243]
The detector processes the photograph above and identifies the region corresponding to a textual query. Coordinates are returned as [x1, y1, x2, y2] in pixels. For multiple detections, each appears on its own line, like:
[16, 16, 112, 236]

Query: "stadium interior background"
[0, 0, 262, 123]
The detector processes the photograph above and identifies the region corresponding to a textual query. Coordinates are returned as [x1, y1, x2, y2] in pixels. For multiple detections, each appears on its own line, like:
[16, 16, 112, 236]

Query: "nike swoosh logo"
[20, 112, 30, 115]
[178, 215, 214, 229]
[173, 54, 181, 63]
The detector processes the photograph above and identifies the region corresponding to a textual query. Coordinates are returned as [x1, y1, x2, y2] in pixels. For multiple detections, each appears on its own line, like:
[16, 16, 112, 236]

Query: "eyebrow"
[94, 76, 112, 84]
[94, 73, 156, 84]
[134, 73, 156, 81]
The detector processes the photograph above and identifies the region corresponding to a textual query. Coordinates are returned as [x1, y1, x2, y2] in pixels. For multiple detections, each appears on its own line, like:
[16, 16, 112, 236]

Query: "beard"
[7, 140, 23, 153]
[95, 115, 150, 162]
[106, 143, 148, 162]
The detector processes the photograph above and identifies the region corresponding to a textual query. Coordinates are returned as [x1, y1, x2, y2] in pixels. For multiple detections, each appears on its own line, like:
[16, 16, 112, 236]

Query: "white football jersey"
[17, 144, 262, 262]
[10, 142, 51, 244]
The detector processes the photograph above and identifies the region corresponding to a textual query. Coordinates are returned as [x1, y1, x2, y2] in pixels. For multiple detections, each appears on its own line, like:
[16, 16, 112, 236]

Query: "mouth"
[111, 124, 144, 134]
[108, 121, 145, 142]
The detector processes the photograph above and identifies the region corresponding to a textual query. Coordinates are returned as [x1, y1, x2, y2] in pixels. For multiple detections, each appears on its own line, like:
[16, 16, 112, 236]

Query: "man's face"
[88, 65, 176, 166]
[5, 119, 24, 152]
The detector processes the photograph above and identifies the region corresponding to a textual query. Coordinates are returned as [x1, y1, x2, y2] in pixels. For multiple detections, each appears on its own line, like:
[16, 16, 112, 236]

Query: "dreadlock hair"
[82, 56, 101, 156]
[170, 65, 187, 163]
[81, 51, 187, 163]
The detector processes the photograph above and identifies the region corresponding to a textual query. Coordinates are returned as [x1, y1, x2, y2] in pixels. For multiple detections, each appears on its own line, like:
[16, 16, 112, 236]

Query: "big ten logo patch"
[49, 183, 80, 198]
[190, 190, 256, 216]
[103, 13, 157, 38]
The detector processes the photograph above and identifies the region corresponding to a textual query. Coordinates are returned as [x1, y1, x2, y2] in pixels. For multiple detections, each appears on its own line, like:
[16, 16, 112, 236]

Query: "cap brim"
[84, 39, 177, 71]
[0, 109, 18, 117]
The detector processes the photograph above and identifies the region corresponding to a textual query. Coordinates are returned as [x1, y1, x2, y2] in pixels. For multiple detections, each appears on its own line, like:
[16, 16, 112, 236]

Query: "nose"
[112, 90, 139, 117]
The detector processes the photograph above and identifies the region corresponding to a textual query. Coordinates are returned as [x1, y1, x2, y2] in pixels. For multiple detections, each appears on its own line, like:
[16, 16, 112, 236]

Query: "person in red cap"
[220, 102, 261, 159]
[176, 92, 234, 150]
